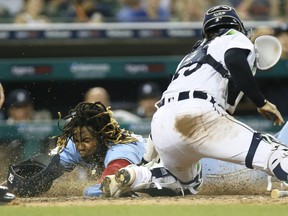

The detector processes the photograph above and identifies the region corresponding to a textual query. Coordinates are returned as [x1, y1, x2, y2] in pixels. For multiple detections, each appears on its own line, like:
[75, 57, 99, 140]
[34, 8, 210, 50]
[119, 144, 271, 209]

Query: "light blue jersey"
[275, 122, 288, 144]
[58, 134, 146, 197]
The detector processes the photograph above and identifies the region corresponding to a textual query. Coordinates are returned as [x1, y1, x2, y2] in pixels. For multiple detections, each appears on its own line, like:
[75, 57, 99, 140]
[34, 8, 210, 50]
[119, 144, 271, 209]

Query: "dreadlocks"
[56, 102, 138, 152]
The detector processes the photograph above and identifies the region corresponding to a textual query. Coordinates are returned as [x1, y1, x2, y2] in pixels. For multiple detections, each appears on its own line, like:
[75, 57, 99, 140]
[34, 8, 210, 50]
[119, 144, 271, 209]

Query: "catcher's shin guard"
[132, 162, 203, 197]
[267, 143, 288, 183]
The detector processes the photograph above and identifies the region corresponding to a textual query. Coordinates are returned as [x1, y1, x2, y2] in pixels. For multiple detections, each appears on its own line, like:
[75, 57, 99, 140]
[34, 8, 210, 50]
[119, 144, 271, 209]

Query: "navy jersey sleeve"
[224, 48, 266, 108]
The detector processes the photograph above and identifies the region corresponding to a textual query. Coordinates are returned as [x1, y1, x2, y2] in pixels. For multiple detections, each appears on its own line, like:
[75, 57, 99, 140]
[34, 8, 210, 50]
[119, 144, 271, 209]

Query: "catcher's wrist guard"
[6, 154, 65, 197]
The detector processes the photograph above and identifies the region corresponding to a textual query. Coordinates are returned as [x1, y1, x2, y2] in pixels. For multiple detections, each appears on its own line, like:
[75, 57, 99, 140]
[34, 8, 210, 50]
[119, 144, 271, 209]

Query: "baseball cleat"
[101, 175, 117, 197]
[115, 168, 135, 187]
[100, 167, 135, 198]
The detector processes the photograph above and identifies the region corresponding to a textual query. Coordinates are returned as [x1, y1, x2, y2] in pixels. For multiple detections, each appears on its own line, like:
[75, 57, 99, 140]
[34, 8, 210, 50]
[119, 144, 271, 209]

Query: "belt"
[156, 90, 215, 108]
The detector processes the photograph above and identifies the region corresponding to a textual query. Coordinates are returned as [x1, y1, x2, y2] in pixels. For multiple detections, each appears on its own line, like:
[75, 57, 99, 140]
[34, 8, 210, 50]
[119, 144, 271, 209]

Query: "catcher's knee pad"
[268, 144, 288, 182]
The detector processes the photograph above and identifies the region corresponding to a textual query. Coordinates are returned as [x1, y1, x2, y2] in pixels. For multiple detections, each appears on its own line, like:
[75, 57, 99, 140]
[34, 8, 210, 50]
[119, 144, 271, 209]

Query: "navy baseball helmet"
[203, 5, 247, 37]
[7, 154, 65, 197]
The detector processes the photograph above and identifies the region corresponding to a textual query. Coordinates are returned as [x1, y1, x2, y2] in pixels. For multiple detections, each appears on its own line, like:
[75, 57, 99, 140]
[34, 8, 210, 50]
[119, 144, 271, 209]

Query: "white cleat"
[100, 167, 135, 198]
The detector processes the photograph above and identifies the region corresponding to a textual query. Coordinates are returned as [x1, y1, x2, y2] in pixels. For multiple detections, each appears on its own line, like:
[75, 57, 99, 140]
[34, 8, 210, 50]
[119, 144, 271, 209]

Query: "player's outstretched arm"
[257, 100, 284, 126]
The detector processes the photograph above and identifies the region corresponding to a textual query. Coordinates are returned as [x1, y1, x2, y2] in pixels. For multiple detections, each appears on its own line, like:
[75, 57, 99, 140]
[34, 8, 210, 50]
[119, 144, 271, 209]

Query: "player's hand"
[0, 83, 4, 109]
[257, 100, 284, 126]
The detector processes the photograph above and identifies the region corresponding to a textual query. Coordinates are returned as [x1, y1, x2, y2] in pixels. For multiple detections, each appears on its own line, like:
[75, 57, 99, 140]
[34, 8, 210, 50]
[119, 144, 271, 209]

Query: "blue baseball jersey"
[275, 122, 288, 145]
[57, 134, 147, 197]
[59, 134, 146, 171]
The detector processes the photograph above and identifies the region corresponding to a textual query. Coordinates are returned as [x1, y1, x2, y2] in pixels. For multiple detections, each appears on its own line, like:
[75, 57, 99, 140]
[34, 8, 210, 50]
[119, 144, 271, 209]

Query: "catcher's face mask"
[7, 154, 64, 197]
[254, 35, 282, 70]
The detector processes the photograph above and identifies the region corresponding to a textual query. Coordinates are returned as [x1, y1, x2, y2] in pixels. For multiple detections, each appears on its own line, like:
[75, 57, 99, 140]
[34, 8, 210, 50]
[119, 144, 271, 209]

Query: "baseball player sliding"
[100, 5, 288, 197]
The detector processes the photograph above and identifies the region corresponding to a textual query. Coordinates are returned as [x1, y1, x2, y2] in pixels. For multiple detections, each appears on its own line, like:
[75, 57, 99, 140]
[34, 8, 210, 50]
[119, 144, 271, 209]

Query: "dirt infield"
[2, 161, 288, 207]
[5, 170, 288, 207]
[6, 194, 288, 207]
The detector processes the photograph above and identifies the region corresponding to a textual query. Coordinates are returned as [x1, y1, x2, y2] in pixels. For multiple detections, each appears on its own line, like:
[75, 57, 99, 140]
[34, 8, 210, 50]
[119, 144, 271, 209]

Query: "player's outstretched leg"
[100, 165, 138, 198]
[100, 162, 203, 198]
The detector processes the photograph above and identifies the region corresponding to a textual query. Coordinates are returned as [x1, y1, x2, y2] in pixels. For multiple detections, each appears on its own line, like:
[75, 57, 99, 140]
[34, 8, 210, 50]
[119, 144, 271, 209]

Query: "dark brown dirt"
[2, 157, 288, 207]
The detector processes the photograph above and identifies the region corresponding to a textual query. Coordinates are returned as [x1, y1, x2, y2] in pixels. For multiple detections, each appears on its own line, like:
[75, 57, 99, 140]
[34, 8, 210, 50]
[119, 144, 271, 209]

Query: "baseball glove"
[7, 153, 65, 197]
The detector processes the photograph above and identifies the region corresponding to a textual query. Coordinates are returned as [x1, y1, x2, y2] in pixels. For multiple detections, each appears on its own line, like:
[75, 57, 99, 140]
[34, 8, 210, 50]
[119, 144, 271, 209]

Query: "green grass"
[1, 204, 288, 216]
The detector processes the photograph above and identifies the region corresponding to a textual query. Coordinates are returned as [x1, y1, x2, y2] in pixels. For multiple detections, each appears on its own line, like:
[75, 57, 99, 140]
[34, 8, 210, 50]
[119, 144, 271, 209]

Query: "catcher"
[99, 5, 288, 198]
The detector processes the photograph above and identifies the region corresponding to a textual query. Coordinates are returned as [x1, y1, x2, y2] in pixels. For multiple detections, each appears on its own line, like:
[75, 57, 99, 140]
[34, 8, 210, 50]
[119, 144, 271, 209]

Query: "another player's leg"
[266, 141, 288, 183]
[100, 165, 149, 198]
[100, 162, 203, 198]
[265, 123, 288, 191]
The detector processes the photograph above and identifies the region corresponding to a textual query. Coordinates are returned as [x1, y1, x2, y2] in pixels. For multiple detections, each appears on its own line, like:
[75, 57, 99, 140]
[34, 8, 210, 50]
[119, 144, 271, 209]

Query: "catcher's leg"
[266, 142, 288, 183]
[100, 162, 203, 198]
[259, 133, 288, 191]
[242, 132, 288, 188]
[132, 162, 203, 196]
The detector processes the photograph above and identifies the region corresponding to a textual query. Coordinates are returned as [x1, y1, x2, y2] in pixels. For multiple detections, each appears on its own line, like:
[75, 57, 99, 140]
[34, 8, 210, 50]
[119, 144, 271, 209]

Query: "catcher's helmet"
[203, 5, 247, 37]
[7, 154, 64, 197]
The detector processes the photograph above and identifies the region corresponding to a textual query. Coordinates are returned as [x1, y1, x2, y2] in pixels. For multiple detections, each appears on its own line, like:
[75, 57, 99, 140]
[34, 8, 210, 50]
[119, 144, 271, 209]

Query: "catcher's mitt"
[7, 154, 65, 197]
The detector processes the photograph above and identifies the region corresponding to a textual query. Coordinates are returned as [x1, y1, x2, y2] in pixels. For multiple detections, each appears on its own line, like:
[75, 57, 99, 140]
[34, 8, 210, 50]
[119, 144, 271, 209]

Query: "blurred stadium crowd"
[0, 0, 287, 174]
[0, 0, 287, 119]
[0, 0, 287, 24]
[0, 0, 287, 121]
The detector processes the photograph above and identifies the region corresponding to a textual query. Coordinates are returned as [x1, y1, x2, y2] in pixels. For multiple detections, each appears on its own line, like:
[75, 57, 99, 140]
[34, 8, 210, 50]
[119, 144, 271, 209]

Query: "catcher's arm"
[225, 48, 284, 126]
